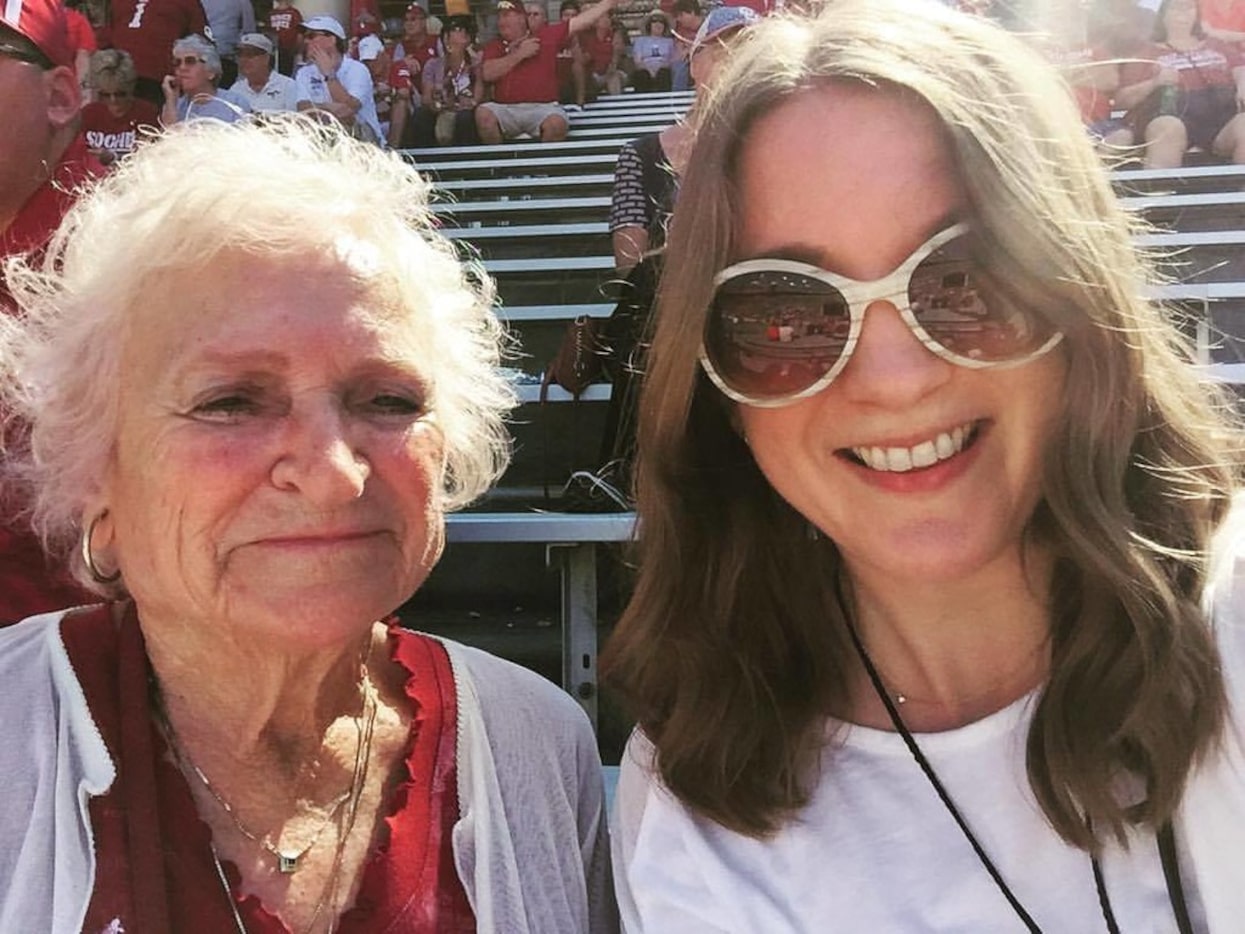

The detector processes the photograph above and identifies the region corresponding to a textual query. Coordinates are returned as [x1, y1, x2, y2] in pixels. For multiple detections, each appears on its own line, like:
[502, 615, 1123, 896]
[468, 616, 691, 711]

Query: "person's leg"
[539, 110, 569, 142]
[1212, 112, 1245, 165]
[655, 67, 671, 92]
[633, 71, 651, 92]
[1143, 115, 1188, 168]
[388, 98, 410, 149]
[454, 108, 481, 145]
[476, 102, 504, 144]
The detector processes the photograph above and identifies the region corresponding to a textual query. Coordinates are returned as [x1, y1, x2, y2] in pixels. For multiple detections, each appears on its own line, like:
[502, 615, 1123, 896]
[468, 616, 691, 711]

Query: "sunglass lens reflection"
[908, 236, 1053, 363]
[707, 273, 850, 400]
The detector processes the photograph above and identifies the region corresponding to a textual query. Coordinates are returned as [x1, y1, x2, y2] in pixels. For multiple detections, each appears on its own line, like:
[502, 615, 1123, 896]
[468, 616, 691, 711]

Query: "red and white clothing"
[104, 0, 209, 84]
[482, 21, 571, 103]
[395, 34, 439, 93]
[0, 136, 101, 628]
[582, 30, 613, 76]
[81, 97, 160, 161]
[74, 606, 474, 933]
[0, 606, 615, 932]
[1120, 38, 1244, 94]
[266, 4, 303, 67]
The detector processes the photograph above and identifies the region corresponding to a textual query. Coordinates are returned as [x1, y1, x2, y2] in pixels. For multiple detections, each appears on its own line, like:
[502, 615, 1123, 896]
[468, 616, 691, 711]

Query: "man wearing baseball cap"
[1, 0, 99, 623]
[476, 0, 617, 144]
[295, 15, 386, 144]
[230, 31, 298, 111]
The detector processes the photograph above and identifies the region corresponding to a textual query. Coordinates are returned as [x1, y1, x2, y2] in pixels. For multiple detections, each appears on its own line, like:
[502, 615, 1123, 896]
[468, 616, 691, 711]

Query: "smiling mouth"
[842, 421, 982, 473]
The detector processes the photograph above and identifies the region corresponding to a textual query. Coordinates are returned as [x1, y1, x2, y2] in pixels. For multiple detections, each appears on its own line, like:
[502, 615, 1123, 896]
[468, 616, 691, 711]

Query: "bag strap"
[1157, 821, 1194, 934]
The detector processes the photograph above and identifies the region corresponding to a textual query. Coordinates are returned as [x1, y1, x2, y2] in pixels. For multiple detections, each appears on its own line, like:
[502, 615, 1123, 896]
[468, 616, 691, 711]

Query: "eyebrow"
[740, 210, 964, 270]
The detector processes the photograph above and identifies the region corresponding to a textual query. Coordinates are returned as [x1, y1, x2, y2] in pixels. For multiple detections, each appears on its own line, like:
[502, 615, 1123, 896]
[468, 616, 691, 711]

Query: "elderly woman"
[82, 49, 161, 166]
[0, 118, 614, 933]
[161, 33, 253, 125]
[604, 2, 1245, 931]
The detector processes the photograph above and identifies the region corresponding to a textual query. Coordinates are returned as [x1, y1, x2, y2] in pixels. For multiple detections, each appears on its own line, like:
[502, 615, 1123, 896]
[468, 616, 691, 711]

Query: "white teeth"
[850, 423, 976, 473]
[886, 447, 912, 471]
[910, 441, 938, 468]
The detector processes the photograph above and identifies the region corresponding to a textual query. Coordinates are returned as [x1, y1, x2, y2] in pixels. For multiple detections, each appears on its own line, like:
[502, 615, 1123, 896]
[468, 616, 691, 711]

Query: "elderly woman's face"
[173, 49, 214, 92]
[730, 86, 1066, 588]
[96, 254, 446, 647]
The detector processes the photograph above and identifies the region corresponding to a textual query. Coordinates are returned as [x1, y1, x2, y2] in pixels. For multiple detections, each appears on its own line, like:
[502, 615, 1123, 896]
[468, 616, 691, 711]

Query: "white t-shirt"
[613, 513, 1245, 933]
[230, 70, 300, 112]
[295, 57, 384, 145]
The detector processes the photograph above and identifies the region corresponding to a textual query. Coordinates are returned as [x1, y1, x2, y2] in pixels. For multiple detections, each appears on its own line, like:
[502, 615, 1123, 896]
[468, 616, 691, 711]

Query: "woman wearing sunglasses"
[604, 2, 1245, 931]
[82, 49, 160, 166]
[160, 33, 252, 125]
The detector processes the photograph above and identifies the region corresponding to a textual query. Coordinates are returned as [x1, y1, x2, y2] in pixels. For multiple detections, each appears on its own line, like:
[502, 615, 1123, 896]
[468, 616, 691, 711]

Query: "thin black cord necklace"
[844, 622, 1121, 934]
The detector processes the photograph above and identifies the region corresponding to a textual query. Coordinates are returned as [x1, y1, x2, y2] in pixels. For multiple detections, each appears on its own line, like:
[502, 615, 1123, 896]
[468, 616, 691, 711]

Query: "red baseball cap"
[1, 0, 74, 68]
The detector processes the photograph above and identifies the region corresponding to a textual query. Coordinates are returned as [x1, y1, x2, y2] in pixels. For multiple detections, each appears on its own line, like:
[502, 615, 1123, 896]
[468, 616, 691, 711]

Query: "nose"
[270, 401, 370, 506]
[835, 300, 952, 406]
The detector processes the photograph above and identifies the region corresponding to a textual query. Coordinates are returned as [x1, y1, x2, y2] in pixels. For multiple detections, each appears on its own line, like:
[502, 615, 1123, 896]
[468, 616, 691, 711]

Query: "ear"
[43, 65, 82, 130]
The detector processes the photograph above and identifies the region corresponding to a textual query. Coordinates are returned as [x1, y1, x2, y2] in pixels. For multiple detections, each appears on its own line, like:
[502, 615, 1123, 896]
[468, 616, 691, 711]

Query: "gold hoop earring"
[81, 512, 121, 584]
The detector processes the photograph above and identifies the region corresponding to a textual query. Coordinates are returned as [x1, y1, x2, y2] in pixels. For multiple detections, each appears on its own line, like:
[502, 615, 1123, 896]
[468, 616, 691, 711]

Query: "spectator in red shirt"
[1201, 0, 1245, 44]
[1, 0, 100, 624]
[105, 0, 209, 106]
[265, 0, 303, 76]
[82, 48, 160, 165]
[476, 0, 616, 144]
[583, 13, 623, 97]
[395, 2, 439, 94]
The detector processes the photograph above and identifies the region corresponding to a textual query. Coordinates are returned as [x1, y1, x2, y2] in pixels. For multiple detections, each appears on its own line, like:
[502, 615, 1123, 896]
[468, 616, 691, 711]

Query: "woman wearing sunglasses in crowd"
[161, 34, 252, 125]
[603, 2, 1245, 931]
[83, 49, 160, 166]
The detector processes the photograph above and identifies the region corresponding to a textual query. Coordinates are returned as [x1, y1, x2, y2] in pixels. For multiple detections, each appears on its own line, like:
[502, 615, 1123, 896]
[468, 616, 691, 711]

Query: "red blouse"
[62, 604, 476, 933]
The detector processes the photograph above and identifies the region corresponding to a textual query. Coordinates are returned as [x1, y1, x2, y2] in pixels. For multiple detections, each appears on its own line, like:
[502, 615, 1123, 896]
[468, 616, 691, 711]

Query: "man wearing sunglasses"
[1, 0, 99, 624]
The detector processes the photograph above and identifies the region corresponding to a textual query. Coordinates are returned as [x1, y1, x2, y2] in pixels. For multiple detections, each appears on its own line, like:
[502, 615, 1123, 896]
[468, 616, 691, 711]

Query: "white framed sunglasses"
[698, 223, 1064, 408]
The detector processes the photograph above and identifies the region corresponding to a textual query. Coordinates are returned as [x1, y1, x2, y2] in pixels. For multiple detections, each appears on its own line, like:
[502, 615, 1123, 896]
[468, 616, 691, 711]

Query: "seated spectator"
[670, 0, 703, 91]
[296, 15, 385, 145]
[1033, 0, 1133, 147]
[417, 15, 482, 145]
[582, 15, 625, 98]
[394, 1, 439, 95]
[631, 13, 674, 91]
[1117, 0, 1245, 167]
[265, 0, 303, 76]
[609, 21, 635, 92]
[106, 0, 208, 106]
[475, 0, 617, 144]
[229, 32, 299, 112]
[82, 49, 159, 165]
[358, 33, 411, 147]
[161, 33, 252, 125]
